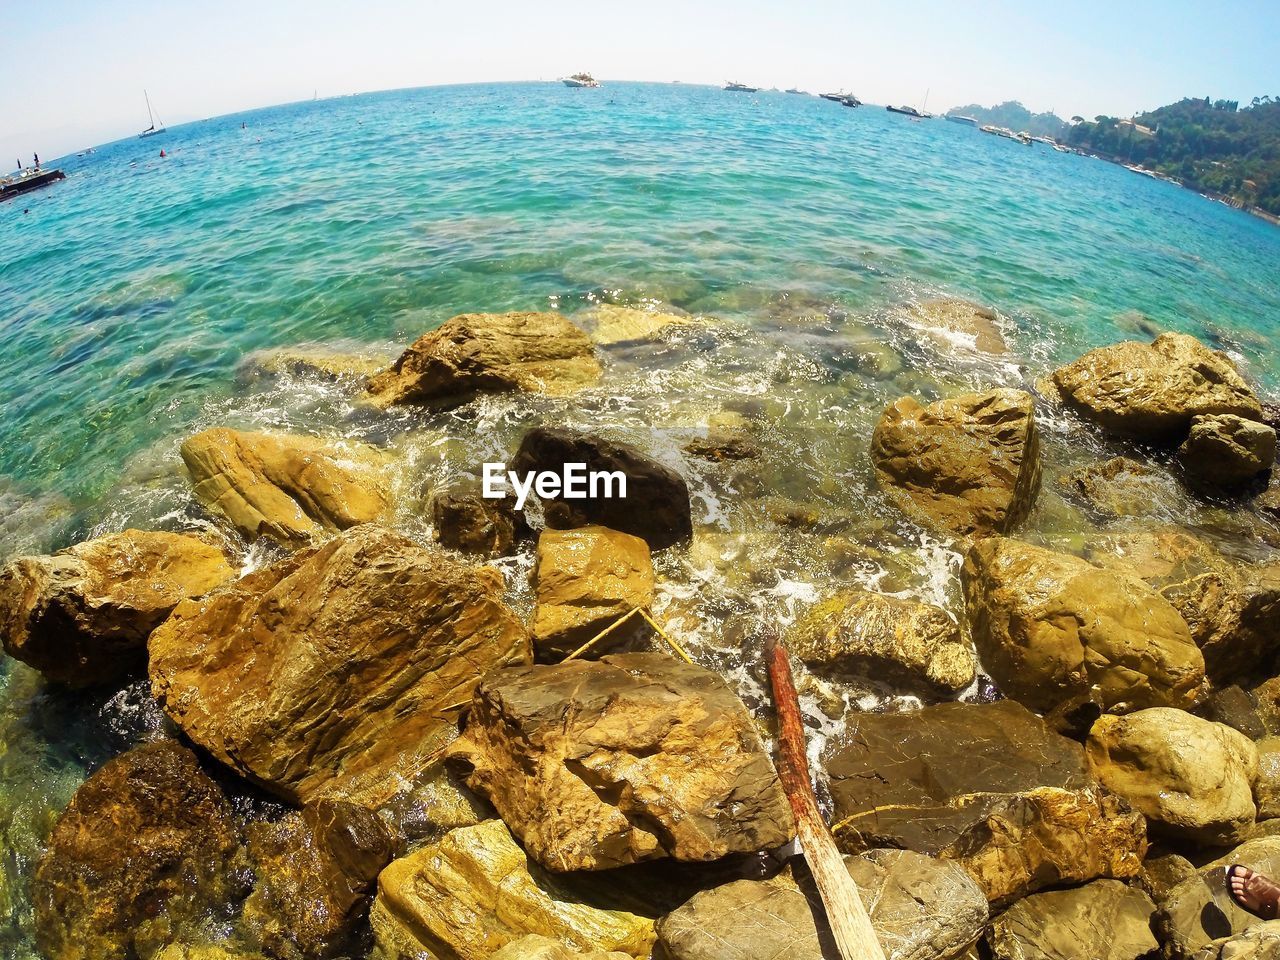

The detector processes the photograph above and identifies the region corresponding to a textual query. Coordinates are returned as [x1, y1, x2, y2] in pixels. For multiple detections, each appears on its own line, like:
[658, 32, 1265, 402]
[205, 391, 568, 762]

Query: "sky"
[2, 0, 1278, 165]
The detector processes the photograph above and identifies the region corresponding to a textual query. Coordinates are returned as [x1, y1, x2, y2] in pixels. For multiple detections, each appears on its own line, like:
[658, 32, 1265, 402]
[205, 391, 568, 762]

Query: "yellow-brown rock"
[448, 653, 793, 872]
[366, 311, 601, 408]
[369, 819, 656, 960]
[0, 530, 235, 687]
[491, 936, 634, 960]
[532, 525, 654, 660]
[1087, 708, 1258, 846]
[790, 589, 975, 695]
[180, 427, 392, 547]
[902, 298, 1008, 355]
[148, 526, 531, 806]
[962, 537, 1206, 715]
[1052, 332, 1263, 442]
[870, 389, 1041, 539]
[586, 304, 694, 346]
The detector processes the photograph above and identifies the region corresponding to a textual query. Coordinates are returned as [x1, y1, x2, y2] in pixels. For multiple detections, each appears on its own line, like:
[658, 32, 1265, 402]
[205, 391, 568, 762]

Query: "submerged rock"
[490, 937, 633, 960]
[962, 537, 1206, 715]
[826, 700, 1089, 855]
[531, 525, 654, 660]
[789, 589, 975, 695]
[1087, 708, 1258, 846]
[1086, 529, 1280, 686]
[511, 427, 693, 550]
[1051, 332, 1263, 442]
[239, 346, 388, 384]
[1157, 836, 1280, 958]
[870, 389, 1041, 539]
[181, 428, 393, 547]
[369, 819, 656, 960]
[655, 848, 988, 960]
[0, 529, 235, 688]
[366, 311, 601, 408]
[32, 742, 248, 960]
[448, 653, 793, 872]
[1179, 413, 1277, 492]
[241, 799, 396, 960]
[585, 304, 694, 346]
[430, 482, 518, 557]
[1058, 456, 1183, 521]
[149, 526, 531, 806]
[901, 297, 1008, 355]
[986, 879, 1159, 960]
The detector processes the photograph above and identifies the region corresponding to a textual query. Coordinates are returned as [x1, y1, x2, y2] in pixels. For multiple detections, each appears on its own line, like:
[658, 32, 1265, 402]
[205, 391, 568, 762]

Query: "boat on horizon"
[945, 114, 978, 125]
[561, 73, 600, 88]
[785, 87, 807, 95]
[819, 91, 847, 102]
[724, 81, 758, 93]
[841, 95, 862, 108]
[138, 90, 166, 138]
[886, 104, 925, 118]
[1, 166, 66, 202]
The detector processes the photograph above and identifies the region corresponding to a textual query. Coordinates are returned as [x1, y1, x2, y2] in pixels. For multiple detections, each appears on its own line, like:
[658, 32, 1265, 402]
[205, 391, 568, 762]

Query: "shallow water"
[2, 81, 1280, 956]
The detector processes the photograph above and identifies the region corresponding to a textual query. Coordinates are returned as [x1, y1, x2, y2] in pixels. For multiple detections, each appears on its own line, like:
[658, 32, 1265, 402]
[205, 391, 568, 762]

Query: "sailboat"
[138, 90, 166, 138]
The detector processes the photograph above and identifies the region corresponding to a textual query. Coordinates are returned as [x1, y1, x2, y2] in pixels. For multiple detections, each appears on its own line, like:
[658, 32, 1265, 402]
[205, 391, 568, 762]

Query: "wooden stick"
[765, 630, 887, 960]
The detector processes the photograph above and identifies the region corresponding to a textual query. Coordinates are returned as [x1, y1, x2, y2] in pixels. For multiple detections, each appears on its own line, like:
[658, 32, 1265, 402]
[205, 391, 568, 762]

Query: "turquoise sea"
[2, 81, 1280, 956]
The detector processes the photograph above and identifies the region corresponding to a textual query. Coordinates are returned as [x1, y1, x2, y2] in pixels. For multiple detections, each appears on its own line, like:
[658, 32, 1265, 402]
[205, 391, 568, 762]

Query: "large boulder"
[430, 483, 518, 558]
[510, 428, 693, 550]
[240, 799, 396, 959]
[531, 526, 654, 660]
[942, 786, 1147, 907]
[149, 526, 531, 806]
[0, 530, 235, 687]
[448, 653, 793, 872]
[1051, 332, 1264, 442]
[962, 537, 1206, 715]
[369, 819, 656, 960]
[180, 428, 392, 547]
[789, 589, 975, 695]
[32, 742, 248, 960]
[826, 700, 1089, 855]
[1087, 529, 1280, 686]
[870, 389, 1041, 539]
[1193, 921, 1280, 960]
[655, 848, 988, 960]
[1180, 414, 1277, 491]
[900, 297, 1008, 355]
[1058, 456, 1183, 522]
[366, 311, 601, 408]
[986, 879, 1159, 960]
[1157, 836, 1280, 958]
[1087, 709, 1258, 846]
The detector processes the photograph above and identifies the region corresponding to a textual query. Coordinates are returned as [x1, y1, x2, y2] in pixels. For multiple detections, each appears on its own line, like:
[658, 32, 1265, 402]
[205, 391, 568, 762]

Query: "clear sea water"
[2, 81, 1280, 956]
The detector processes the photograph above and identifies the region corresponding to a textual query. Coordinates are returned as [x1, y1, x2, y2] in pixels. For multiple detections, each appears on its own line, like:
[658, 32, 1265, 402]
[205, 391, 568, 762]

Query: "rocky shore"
[5, 301, 1280, 959]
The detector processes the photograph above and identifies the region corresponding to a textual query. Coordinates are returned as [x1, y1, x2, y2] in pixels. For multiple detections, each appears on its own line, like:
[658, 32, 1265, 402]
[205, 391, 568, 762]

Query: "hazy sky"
[4, 0, 1278, 164]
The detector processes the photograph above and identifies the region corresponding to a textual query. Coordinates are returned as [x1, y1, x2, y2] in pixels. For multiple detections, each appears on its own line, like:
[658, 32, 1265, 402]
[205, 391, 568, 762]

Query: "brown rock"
[241, 800, 396, 960]
[1193, 921, 1280, 959]
[430, 483, 517, 557]
[902, 298, 1008, 355]
[1157, 836, 1280, 958]
[0, 530, 235, 687]
[531, 526, 654, 660]
[655, 848, 988, 960]
[986, 879, 1159, 960]
[1257, 738, 1280, 821]
[1087, 708, 1258, 846]
[490, 936, 633, 960]
[1058, 456, 1183, 521]
[149, 526, 531, 806]
[32, 742, 247, 960]
[1087, 529, 1280, 686]
[1052, 332, 1263, 442]
[870, 389, 1041, 539]
[369, 819, 656, 960]
[586, 304, 693, 346]
[511, 427, 693, 550]
[448, 653, 793, 872]
[790, 589, 975, 695]
[366, 311, 601, 408]
[240, 346, 388, 384]
[827, 700, 1090, 855]
[962, 537, 1206, 714]
[180, 428, 392, 547]
[1180, 413, 1277, 491]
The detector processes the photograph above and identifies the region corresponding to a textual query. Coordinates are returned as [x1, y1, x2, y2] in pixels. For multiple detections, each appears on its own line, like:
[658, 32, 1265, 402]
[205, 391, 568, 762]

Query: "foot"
[1227, 865, 1280, 919]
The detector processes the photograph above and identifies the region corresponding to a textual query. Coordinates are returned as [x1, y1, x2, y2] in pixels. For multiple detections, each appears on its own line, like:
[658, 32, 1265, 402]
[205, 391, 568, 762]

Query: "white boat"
[138, 90, 166, 138]
[561, 73, 600, 88]
[945, 114, 978, 125]
[724, 81, 759, 92]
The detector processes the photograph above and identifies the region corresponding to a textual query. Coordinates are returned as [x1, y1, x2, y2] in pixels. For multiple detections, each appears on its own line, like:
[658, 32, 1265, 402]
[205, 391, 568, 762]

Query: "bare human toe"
[1227, 865, 1280, 920]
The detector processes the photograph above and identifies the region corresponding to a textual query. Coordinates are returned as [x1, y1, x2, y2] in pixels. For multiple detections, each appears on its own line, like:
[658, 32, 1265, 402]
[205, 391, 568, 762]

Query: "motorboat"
[945, 114, 978, 125]
[561, 73, 600, 88]
[724, 81, 759, 93]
